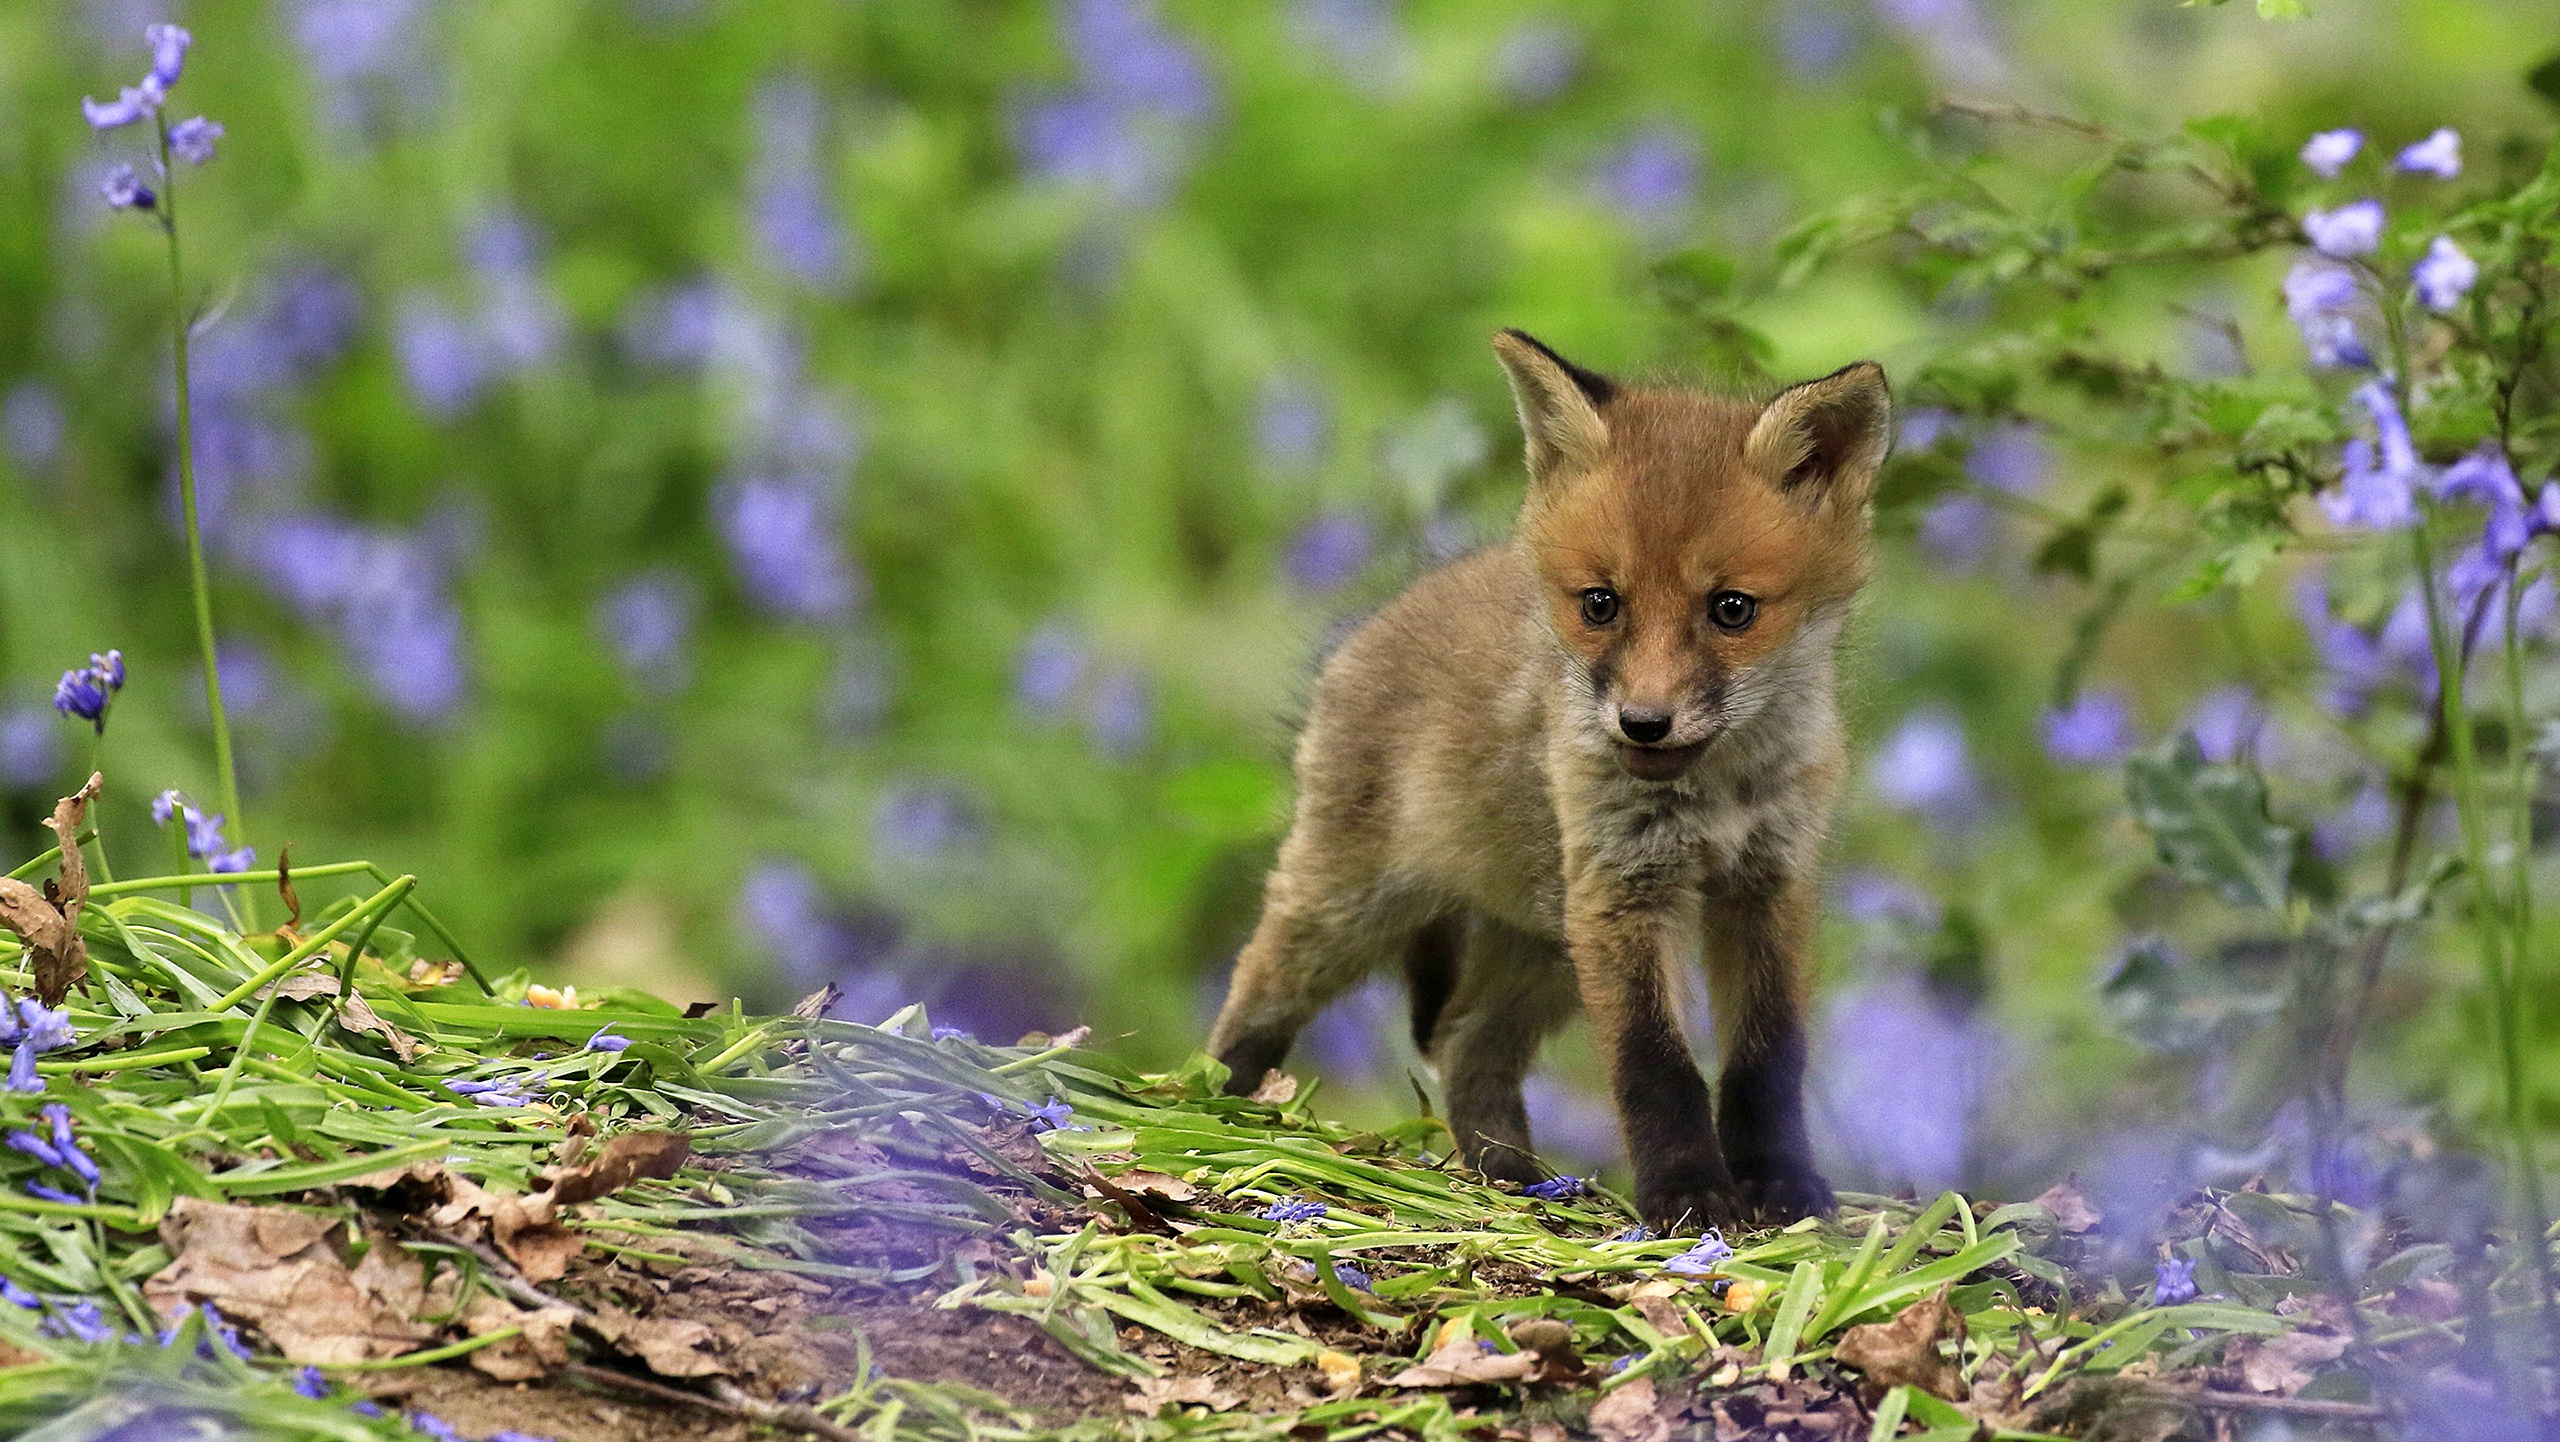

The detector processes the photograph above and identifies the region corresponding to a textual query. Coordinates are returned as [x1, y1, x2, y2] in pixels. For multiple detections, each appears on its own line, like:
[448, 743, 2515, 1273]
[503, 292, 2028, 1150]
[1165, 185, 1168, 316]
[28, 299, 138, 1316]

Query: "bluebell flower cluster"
[1493, 19, 1582, 101]
[1026, 1097, 1077, 1132]
[2282, 259, 2369, 371]
[1261, 1196, 1327, 1223]
[1522, 1174, 1587, 1201]
[1661, 1230, 1732, 1275]
[151, 790, 255, 873]
[748, 79, 858, 290]
[0, 711, 55, 792]
[585, 1029, 631, 1054]
[2302, 200, 2383, 258]
[2396, 128, 2461, 178]
[2298, 128, 2361, 177]
[237, 513, 469, 723]
[2040, 689, 2138, 768]
[51, 650, 124, 734]
[9, 1103, 101, 1204]
[2153, 1254, 2198, 1304]
[1010, 0, 1218, 206]
[1867, 707, 1980, 831]
[1331, 1261, 1375, 1292]
[82, 23, 193, 131]
[449, 1077, 535, 1108]
[597, 572, 698, 698]
[1593, 125, 1699, 230]
[1816, 973, 2006, 1191]
[0, 999, 77, 1095]
[2284, 125, 2477, 362]
[1011, 623, 1157, 756]
[392, 212, 564, 420]
[158, 1302, 255, 1361]
[1285, 512, 1376, 593]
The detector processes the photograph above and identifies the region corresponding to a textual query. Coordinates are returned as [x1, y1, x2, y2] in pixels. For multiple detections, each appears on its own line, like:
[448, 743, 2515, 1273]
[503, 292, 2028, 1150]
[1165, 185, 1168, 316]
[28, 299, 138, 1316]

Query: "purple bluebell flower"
[25, 1181, 81, 1206]
[1967, 424, 2047, 495]
[2040, 689, 2138, 767]
[446, 1079, 503, 1095]
[597, 573, 697, 697]
[749, 80, 857, 291]
[1286, 512, 1375, 593]
[2435, 445, 2518, 508]
[350, 1401, 384, 1418]
[167, 116, 223, 165]
[1614, 1225, 1655, 1242]
[1868, 708, 1979, 828]
[240, 512, 470, 723]
[2186, 686, 2263, 764]
[1016, 624, 1089, 715]
[3, 383, 66, 473]
[1494, 19, 1581, 101]
[408, 1414, 463, 1442]
[394, 297, 492, 417]
[4, 1132, 66, 1170]
[931, 1024, 971, 1042]
[0, 711, 54, 792]
[1010, 93, 1165, 203]
[1523, 1175, 1587, 1201]
[99, 164, 156, 211]
[2413, 236, 2478, 312]
[1663, 1231, 1732, 1274]
[2299, 129, 2362, 177]
[45, 1299, 113, 1342]
[146, 23, 191, 89]
[2153, 1255, 2197, 1304]
[51, 672, 108, 731]
[291, 1366, 329, 1399]
[1255, 378, 1330, 471]
[2282, 259, 2371, 369]
[2395, 129, 2461, 178]
[1064, 0, 1217, 120]
[0, 1279, 36, 1308]
[585, 1030, 631, 1053]
[2319, 381, 2423, 530]
[1026, 1096, 1075, 1132]
[713, 476, 863, 621]
[2303, 200, 2384, 258]
[1815, 974, 2006, 1192]
[1594, 125, 1700, 228]
[149, 790, 185, 826]
[1262, 1196, 1327, 1223]
[1332, 1262, 1374, 1292]
[488, 1433, 555, 1442]
[1776, 7, 1859, 81]
[472, 1091, 530, 1108]
[1838, 870, 1938, 928]
[183, 808, 229, 861]
[83, 87, 158, 130]
[19, 1001, 73, 1056]
[1085, 667, 1153, 756]
[869, 784, 979, 865]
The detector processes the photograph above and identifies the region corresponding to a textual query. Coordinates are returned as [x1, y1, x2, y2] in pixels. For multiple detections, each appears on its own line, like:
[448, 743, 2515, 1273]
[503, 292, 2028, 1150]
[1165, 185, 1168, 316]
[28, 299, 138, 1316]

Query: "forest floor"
[0, 827, 2510, 1441]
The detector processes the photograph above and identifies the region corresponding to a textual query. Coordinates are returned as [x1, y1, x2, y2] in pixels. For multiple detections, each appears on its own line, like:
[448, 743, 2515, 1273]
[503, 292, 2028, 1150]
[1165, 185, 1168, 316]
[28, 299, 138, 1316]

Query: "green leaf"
[2125, 737, 2299, 911]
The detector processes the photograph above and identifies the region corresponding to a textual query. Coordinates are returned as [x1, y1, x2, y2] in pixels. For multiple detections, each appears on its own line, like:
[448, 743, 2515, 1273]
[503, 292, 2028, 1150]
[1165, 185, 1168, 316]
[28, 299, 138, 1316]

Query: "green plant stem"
[82, 735, 112, 885]
[155, 116, 248, 925]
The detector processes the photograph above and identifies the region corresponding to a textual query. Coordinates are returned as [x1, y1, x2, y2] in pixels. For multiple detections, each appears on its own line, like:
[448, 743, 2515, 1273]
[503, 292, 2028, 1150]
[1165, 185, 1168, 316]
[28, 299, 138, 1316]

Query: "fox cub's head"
[1493, 330, 1889, 781]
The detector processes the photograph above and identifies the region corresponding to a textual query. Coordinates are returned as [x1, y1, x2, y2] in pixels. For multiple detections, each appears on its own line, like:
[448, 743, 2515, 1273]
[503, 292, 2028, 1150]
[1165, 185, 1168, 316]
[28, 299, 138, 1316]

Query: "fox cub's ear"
[1746, 362, 1891, 509]
[1492, 329, 1616, 483]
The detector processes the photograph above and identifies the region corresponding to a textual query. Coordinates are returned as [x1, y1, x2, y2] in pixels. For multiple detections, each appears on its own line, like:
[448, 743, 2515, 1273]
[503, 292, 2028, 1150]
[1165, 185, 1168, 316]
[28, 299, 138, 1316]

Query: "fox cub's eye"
[1578, 588, 1621, 627]
[1708, 591, 1758, 631]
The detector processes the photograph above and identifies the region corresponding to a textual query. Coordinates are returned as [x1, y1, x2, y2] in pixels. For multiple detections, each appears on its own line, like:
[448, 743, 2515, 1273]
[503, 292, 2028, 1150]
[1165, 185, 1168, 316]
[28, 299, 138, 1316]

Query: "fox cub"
[1208, 331, 1889, 1231]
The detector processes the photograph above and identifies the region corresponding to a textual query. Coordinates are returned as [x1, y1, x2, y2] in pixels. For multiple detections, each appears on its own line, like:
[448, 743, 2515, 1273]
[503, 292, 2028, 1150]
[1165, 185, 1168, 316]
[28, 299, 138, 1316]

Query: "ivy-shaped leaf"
[2124, 737, 2299, 912]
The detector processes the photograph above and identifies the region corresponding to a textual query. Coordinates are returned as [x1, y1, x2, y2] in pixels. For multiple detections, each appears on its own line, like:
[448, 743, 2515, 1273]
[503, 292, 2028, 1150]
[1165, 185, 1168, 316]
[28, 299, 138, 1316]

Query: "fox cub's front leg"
[1563, 867, 1739, 1232]
[1704, 863, 1834, 1222]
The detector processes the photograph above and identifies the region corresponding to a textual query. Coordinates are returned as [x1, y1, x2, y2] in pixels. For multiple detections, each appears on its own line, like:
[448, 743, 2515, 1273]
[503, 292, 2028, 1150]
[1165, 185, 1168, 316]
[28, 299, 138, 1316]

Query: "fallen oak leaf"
[537, 1131, 690, 1208]
[589, 1303, 730, 1378]
[2033, 1177, 2102, 1235]
[462, 1294, 579, 1381]
[2231, 1326, 2350, 1396]
[1383, 1336, 1539, 1389]
[1587, 1375, 1670, 1442]
[143, 1198, 432, 1364]
[1833, 1285, 1967, 1402]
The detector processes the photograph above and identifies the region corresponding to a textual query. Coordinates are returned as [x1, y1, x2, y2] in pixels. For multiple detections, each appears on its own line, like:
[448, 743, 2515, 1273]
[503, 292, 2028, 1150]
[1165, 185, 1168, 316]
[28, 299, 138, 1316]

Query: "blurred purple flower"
[597, 573, 697, 697]
[1522, 1075, 1623, 1166]
[1916, 492, 1997, 569]
[1594, 125, 1699, 228]
[1255, 378, 1330, 471]
[19, 1002, 73, 1055]
[394, 297, 491, 417]
[1493, 19, 1581, 101]
[1838, 869, 1938, 928]
[713, 476, 862, 621]
[870, 784, 979, 865]
[4, 1045, 37, 1095]
[750, 80, 856, 290]
[2312, 780, 2396, 861]
[1663, 1231, 1731, 1272]
[1012, 94, 1167, 202]
[1291, 0, 1415, 94]
[0, 711, 55, 791]
[2153, 1255, 2197, 1304]
[1085, 667, 1153, 756]
[2318, 380, 2422, 530]
[292, 1366, 329, 1400]
[167, 115, 223, 165]
[1026, 1096, 1075, 1131]
[585, 1030, 631, 1053]
[83, 86, 157, 130]
[1286, 512, 1375, 592]
[1965, 423, 2046, 495]
[1776, 7, 1860, 81]
[52, 651, 123, 734]
[3, 384, 66, 473]
[2303, 200, 2383, 258]
[1333, 1263, 1374, 1291]
[2041, 689, 2137, 767]
[2395, 128, 2461, 178]
[1868, 707, 1979, 828]
[1016, 623, 1089, 715]
[238, 513, 470, 722]
[2435, 445, 2519, 507]
[1014, 0, 1216, 205]
[620, 279, 723, 370]
[1523, 1175, 1586, 1201]
[146, 22, 191, 88]
[1065, 0, 1217, 120]
[2413, 236, 2478, 312]
[100, 164, 156, 211]
[2186, 686, 2264, 764]
[2299, 128, 2361, 177]
[1301, 975, 1398, 1079]
[1816, 973, 2002, 1191]
[2282, 259, 2371, 370]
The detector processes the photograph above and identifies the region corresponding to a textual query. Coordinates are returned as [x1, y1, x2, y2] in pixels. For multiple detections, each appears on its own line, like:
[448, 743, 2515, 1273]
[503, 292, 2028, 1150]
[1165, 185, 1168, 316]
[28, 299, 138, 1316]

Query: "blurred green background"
[1, 0, 2553, 1197]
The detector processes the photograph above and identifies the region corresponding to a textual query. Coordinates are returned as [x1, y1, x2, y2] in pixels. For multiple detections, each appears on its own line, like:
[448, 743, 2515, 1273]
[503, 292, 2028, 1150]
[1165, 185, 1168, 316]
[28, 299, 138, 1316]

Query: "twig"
[2151, 1385, 2392, 1422]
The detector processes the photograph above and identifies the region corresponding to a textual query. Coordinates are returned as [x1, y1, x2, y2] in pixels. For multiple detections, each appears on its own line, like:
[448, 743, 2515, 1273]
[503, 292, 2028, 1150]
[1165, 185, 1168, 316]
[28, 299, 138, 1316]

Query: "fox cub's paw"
[1734, 1165, 1835, 1224]
[1634, 1164, 1745, 1234]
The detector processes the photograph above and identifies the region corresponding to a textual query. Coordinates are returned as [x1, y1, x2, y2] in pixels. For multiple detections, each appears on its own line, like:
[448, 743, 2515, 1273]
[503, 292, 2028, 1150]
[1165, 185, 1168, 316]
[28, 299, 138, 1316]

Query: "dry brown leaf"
[539, 1131, 690, 1208]
[1833, 1285, 1966, 1401]
[144, 1199, 432, 1364]
[335, 991, 422, 1063]
[1629, 1294, 1690, 1339]
[791, 984, 839, 1020]
[0, 774, 100, 1005]
[2234, 1327, 2350, 1395]
[1248, 1070, 1300, 1105]
[591, 1304, 729, 1378]
[2033, 1178, 2101, 1235]
[1382, 1337, 1539, 1389]
[1124, 1374, 1240, 1414]
[1587, 1376, 1670, 1442]
[277, 844, 303, 930]
[1108, 1169, 1199, 1204]
[461, 1294, 579, 1381]
[1504, 1318, 1586, 1383]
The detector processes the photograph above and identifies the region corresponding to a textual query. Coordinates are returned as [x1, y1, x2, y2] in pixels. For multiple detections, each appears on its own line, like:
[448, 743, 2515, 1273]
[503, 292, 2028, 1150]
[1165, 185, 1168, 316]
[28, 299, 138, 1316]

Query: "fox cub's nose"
[1617, 708, 1674, 745]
